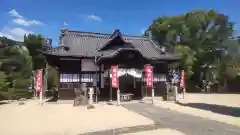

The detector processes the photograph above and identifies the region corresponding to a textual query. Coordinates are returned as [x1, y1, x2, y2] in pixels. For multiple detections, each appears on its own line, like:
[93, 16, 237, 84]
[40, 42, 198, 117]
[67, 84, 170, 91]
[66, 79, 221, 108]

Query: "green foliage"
[1, 46, 33, 78]
[15, 78, 32, 89]
[24, 34, 45, 70]
[149, 9, 240, 86]
[225, 60, 240, 78]
[174, 45, 196, 78]
[0, 37, 17, 46]
[0, 35, 38, 99]
[0, 71, 8, 90]
[47, 66, 58, 89]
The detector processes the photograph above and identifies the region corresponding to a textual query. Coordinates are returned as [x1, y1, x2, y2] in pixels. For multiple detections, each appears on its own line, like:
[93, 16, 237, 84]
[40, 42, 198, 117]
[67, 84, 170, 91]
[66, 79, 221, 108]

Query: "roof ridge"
[67, 30, 112, 36]
[66, 29, 149, 39]
[149, 39, 166, 55]
[98, 30, 126, 51]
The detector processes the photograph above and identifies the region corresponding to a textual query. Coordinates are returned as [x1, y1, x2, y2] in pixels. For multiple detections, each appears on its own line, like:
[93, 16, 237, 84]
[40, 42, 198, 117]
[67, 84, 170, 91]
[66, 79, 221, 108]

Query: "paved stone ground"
[80, 103, 240, 135]
[123, 103, 240, 135]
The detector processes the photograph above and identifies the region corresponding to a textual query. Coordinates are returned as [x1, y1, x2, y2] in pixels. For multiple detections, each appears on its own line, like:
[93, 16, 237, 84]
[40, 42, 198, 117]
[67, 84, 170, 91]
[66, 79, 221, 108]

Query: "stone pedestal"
[73, 96, 88, 106]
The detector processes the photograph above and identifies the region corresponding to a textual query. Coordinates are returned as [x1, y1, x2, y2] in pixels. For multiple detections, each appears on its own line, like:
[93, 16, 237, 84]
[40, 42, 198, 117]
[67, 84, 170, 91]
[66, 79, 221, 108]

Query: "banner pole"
[40, 87, 43, 105]
[144, 66, 147, 98]
[117, 65, 120, 106]
[109, 67, 113, 104]
[39, 69, 43, 105]
[181, 70, 185, 99]
[109, 71, 112, 102]
[151, 66, 154, 105]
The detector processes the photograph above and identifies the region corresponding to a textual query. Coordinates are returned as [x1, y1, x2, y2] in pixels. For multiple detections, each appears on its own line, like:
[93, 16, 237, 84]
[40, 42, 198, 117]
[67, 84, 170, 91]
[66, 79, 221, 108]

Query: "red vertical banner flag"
[35, 69, 43, 92]
[145, 66, 153, 88]
[180, 70, 185, 89]
[111, 66, 118, 88]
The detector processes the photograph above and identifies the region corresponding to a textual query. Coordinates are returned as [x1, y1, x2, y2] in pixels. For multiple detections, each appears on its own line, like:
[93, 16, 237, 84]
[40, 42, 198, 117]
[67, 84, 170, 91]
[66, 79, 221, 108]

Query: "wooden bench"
[120, 93, 134, 102]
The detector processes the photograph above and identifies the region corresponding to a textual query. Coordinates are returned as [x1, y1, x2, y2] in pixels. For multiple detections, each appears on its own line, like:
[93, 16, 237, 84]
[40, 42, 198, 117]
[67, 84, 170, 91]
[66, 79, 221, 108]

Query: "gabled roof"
[97, 29, 135, 51]
[44, 29, 178, 61]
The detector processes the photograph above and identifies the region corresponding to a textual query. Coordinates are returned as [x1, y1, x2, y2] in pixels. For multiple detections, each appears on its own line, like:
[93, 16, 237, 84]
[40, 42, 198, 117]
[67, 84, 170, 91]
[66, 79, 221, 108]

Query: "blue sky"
[0, 0, 240, 47]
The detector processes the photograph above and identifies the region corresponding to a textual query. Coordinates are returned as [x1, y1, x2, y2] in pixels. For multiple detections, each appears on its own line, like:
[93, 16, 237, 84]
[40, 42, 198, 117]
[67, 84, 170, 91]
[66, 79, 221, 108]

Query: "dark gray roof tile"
[46, 30, 177, 60]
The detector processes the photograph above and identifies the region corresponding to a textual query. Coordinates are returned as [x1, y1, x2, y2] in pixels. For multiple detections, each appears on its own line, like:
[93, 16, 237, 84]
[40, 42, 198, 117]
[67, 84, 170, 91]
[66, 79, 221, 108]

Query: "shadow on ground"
[177, 102, 240, 117]
[0, 101, 8, 105]
[45, 98, 58, 102]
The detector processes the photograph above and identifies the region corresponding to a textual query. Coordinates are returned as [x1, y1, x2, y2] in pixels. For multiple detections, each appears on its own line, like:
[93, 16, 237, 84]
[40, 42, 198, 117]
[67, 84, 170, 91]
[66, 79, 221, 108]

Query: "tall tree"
[47, 66, 58, 89]
[0, 36, 34, 98]
[0, 37, 17, 46]
[24, 34, 45, 70]
[148, 9, 238, 87]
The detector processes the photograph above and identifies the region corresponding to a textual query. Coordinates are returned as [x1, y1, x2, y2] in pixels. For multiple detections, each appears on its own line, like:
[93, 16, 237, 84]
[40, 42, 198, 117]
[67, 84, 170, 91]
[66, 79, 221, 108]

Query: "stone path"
[151, 95, 240, 127]
[79, 103, 240, 135]
[123, 103, 240, 135]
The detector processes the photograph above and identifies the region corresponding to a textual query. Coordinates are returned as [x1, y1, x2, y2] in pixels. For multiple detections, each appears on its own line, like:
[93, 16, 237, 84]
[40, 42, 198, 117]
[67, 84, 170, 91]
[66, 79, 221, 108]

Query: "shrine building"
[41, 27, 179, 100]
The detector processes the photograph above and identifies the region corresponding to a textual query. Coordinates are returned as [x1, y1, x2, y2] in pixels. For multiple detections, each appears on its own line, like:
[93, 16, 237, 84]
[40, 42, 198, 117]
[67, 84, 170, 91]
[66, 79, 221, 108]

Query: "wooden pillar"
[140, 77, 144, 100]
[95, 64, 99, 103]
[109, 70, 112, 101]
[106, 65, 112, 102]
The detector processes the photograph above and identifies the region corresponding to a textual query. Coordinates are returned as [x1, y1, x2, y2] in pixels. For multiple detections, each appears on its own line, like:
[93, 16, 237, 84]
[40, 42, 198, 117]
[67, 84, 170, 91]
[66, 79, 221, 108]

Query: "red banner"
[35, 69, 43, 92]
[180, 70, 185, 88]
[111, 66, 118, 88]
[145, 66, 153, 88]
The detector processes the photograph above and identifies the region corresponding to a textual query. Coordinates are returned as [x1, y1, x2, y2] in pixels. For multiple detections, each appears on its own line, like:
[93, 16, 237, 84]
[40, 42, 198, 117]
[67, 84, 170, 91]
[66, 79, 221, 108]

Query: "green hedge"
[0, 88, 33, 100]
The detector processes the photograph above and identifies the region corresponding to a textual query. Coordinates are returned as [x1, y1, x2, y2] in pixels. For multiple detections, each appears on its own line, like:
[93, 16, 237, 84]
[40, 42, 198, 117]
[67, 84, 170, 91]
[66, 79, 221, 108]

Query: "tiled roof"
[99, 48, 143, 59]
[45, 29, 178, 60]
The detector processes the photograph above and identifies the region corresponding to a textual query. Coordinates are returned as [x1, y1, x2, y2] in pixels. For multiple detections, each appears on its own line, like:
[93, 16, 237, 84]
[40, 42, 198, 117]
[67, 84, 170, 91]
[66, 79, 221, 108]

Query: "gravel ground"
[1, 94, 239, 135]
[0, 100, 154, 135]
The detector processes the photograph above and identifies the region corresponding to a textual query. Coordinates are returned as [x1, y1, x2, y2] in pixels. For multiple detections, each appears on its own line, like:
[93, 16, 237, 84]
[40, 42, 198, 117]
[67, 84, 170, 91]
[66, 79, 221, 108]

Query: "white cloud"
[1, 9, 40, 41]
[8, 9, 44, 26]
[8, 9, 23, 18]
[87, 14, 102, 22]
[9, 28, 33, 37]
[13, 18, 44, 26]
[0, 27, 33, 41]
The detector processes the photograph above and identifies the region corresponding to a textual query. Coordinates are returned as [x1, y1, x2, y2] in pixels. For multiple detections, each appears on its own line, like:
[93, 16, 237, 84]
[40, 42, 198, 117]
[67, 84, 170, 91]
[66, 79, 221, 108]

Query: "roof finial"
[60, 22, 68, 40]
[114, 29, 121, 36]
[64, 22, 68, 28]
[63, 22, 68, 30]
